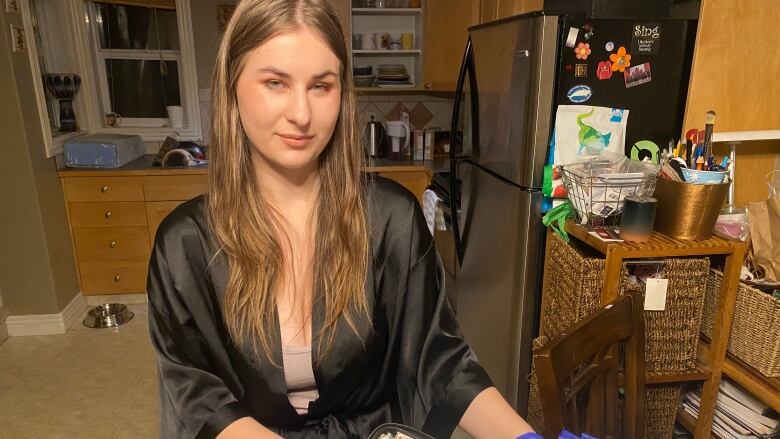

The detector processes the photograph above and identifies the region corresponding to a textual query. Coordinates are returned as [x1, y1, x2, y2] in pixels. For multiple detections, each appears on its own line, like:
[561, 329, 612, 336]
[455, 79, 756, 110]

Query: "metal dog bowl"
[83, 303, 134, 328]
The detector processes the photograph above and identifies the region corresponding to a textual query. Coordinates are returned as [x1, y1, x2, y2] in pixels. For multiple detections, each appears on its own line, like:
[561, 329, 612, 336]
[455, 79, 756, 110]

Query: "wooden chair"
[534, 292, 646, 439]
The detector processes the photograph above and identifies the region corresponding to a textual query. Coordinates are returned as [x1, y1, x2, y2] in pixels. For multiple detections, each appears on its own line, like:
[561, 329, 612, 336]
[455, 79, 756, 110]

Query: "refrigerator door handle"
[449, 39, 471, 266]
[449, 38, 473, 163]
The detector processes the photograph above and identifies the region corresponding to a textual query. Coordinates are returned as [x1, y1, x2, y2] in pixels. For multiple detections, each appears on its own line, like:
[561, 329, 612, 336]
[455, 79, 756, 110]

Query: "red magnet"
[597, 60, 613, 80]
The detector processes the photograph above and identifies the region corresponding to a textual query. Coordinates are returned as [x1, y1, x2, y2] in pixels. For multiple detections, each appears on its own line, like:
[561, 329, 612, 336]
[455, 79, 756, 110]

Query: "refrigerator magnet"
[582, 24, 594, 41]
[575, 43, 591, 60]
[596, 61, 612, 80]
[567, 85, 592, 103]
[624, 62, 652, 88]
[575, 64, 588, 78]
[609, 46, 632, 72]
[565, 27, 579, 48]
[605, 41, 615, 52]
[632, 23, 661, 55]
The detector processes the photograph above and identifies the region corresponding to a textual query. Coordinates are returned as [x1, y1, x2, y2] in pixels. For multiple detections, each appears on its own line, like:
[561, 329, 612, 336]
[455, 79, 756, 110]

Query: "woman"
[147, 0, 535, 438]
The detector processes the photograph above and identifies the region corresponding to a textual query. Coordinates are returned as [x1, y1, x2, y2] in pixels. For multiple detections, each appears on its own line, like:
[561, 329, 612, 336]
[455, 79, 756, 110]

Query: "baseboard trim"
[6, 293, 87, 336]
[0, 307, 9, 345]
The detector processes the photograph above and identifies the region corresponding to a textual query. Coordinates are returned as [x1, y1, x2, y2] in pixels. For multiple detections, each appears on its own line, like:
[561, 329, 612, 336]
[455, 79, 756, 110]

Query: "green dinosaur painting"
[576, 108, 612, 155]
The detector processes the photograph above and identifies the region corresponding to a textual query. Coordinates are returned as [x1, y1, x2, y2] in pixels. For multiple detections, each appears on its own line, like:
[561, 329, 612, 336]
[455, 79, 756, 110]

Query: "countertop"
[57, 155, 449, 177]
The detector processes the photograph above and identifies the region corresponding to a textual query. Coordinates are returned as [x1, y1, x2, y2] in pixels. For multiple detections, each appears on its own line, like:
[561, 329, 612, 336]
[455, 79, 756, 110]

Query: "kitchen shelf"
[676, 408, 701, 437]
[355, 86, 419, 92]
[353, 49, 422, 55]
[698, 341, 780, 413]
[647, 363, 712, 385]
[351, 8, 422, 15]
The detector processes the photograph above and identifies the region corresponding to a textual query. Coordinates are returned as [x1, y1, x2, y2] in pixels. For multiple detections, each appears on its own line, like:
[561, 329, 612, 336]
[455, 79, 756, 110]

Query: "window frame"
[84, 2, 184, 128]
[73, 0, 201, 141]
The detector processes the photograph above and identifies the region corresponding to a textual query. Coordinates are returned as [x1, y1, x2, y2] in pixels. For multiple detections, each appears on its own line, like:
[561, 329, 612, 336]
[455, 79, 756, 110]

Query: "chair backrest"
[533, 292, 646, 439]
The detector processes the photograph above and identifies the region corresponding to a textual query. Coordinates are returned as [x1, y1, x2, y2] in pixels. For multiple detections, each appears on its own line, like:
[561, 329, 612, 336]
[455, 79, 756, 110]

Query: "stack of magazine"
[682, 379, 780, 438]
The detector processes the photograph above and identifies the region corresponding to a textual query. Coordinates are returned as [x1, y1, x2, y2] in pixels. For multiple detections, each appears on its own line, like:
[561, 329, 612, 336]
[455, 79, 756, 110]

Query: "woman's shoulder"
[153, 195, 210, 251]
[366, 175, 420, 217]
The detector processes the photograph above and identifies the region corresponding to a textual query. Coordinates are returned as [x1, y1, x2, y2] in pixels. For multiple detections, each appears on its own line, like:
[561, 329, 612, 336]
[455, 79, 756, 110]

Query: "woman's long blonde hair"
[207, 0, 368, 361]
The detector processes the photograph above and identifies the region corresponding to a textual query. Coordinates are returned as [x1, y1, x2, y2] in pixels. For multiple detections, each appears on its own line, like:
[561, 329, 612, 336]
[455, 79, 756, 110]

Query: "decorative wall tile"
[409, 103, 433, 130]
[355, 96, 455, 133]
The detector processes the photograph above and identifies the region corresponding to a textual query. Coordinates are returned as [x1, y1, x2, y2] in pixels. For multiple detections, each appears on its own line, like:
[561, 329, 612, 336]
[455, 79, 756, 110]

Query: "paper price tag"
[644, 278, 668, 311]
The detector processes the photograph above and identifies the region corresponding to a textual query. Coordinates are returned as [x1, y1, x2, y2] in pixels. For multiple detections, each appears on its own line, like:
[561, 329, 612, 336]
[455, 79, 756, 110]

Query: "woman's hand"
[216, 417, 284, 439]
[459, 387, 535, 439]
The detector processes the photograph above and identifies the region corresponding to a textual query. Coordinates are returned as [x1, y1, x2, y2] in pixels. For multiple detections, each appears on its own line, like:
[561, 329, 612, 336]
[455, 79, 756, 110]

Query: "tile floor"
[0, 304, 472, 439]
[0, 304, 159, 439]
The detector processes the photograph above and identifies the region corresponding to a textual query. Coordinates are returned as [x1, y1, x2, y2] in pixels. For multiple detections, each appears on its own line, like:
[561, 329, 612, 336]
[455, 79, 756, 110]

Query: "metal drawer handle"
[101, 186, 109, 193]
[104, 211, 112, 219]
[114, 275, 121, 282]
[109, 241, 117, 248]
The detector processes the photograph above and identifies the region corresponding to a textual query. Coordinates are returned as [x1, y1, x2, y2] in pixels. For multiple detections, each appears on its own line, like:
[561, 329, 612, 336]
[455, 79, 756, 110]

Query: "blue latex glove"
[516, 433, 543, 439]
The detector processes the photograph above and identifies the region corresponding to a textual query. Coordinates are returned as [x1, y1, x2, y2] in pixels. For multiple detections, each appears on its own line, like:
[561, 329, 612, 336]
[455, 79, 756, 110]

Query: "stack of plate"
[376, 64, 412, 88]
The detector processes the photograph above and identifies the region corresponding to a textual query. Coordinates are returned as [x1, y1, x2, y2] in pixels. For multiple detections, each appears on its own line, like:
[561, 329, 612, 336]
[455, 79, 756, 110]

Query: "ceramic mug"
[105, 112, 122, 127]
[361, 33, 373, 49]
[400, 33, 413, 50]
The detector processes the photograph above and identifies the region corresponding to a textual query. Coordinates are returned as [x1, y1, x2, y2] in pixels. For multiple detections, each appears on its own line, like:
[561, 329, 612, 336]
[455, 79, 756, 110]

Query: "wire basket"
[562, 166, 657, 229]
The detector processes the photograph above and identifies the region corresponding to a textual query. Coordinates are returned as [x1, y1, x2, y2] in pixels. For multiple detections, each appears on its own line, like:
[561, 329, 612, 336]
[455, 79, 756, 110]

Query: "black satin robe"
[147, 177, 493, 439]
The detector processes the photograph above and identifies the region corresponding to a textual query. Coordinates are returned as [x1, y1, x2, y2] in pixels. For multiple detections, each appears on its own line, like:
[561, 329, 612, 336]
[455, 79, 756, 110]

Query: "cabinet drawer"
[68, 202, 147, 227]
[143, 175, 207, 201]
[63, 177, 144, 202]
[79, 261, 148, 294]
[73, 227, 150, 262]
[146, 200, 186, 241]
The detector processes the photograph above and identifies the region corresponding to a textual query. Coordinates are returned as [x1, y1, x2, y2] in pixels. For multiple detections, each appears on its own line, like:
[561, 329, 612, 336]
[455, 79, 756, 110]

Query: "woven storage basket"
[701, 269, 780, 377]
[543, 234, 710, 372]
[541, 234, 605, 340]
[644, 384, 683, 439]
[624, 258, 711, 372]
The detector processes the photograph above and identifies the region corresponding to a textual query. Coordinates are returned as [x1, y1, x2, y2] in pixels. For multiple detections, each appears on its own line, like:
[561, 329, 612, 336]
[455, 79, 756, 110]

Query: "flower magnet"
[575, 42, 591, 60]
[609, 46, 631, 72]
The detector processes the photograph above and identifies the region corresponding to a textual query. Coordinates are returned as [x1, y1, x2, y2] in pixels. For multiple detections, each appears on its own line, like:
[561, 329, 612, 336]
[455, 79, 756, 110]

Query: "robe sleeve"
[147, 220, 252, 439]
[395, 200, 494, 439]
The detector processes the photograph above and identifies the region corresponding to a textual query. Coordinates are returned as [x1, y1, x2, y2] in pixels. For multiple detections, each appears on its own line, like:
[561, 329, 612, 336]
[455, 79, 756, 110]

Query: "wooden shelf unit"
[351, 7, 422, 15]
[539, 221, 746, 439]
[698, 342, 780, 413]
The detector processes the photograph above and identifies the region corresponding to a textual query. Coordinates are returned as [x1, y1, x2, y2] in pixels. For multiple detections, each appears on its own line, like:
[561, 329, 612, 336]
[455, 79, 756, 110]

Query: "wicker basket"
[626, 258, 711, 372]
[541, 234, 605, 339]
[542, 234, 710, 372]
[701, 269, 780, 377]
[645, 384, 683, 439]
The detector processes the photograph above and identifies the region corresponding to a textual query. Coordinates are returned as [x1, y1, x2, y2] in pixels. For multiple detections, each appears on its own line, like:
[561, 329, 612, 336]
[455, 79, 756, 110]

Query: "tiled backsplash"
[357, 94, 454, 132]
[155, 89, 453, 155]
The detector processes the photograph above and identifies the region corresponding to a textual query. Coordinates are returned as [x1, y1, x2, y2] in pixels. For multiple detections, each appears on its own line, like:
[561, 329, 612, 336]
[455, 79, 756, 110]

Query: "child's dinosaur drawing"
[576, 108, 611, 155]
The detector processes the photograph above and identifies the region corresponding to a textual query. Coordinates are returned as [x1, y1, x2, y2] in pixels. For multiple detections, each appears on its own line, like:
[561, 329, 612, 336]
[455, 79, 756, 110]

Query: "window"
[86, 2, 183, 127]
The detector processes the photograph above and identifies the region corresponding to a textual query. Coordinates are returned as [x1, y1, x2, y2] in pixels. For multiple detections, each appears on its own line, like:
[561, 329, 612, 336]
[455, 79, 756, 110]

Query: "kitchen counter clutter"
[58, 154, 439, 295]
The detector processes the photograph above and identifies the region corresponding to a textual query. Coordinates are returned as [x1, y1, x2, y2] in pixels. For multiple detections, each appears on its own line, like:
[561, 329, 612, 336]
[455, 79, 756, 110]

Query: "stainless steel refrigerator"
[446, 11, 696, 416]
[447, 13, 558, 417]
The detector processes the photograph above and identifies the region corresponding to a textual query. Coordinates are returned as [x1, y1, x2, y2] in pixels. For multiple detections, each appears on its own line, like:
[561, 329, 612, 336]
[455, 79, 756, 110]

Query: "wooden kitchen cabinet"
[60, 156, 434, 295]
[377, 170, 431, 203]
[422, 0, 479, 91]
[478, 0, 543, 23]
[60, 169, 207, 295]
